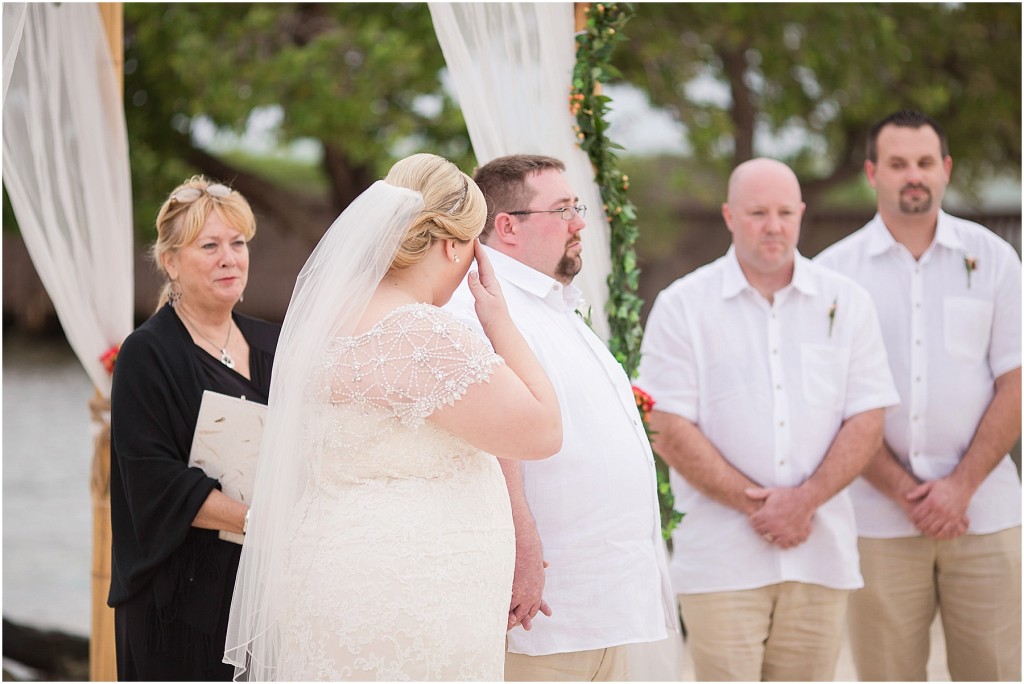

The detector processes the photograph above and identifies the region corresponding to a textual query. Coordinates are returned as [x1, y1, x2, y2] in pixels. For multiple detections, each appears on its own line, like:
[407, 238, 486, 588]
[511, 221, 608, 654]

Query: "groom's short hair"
[473, 154, 565, 241]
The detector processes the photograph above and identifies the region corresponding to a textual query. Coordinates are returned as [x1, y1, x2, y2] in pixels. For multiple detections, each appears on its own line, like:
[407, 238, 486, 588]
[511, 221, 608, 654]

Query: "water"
[3, 333, 94, 637]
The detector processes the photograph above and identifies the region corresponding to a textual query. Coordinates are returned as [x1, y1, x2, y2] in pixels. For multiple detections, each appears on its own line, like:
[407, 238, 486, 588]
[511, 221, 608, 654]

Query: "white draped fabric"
[2, 2, 134, 395]
[429, 2, 611, 340]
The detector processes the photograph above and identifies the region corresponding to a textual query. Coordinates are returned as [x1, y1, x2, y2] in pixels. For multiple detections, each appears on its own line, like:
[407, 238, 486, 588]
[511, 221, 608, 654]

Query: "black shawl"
[108, 304, 278, 638]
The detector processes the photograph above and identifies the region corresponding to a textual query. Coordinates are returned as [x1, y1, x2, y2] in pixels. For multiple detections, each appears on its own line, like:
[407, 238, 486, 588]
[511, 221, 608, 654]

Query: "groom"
[446, 154, 675, 681]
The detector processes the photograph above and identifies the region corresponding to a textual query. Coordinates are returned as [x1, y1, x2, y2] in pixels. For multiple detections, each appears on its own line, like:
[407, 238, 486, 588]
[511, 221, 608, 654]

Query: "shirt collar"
[866, 210, 964, 256]
[720, 246, 816, 299]
[933, 210, 965, 251]
[482, 244, 583, 310]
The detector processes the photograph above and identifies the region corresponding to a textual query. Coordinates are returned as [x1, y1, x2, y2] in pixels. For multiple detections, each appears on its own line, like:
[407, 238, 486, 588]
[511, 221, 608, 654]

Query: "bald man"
[637, 158, 899, 680]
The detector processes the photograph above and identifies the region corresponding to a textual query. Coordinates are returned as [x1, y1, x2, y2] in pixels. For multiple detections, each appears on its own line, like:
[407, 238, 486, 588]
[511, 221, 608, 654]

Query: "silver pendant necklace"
[178, 308, 236, 369]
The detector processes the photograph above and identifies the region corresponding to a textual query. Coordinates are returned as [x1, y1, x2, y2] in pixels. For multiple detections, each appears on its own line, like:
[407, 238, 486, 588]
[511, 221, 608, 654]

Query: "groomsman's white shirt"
[638, 248, 899, 595]
[816, 211, 1022, 538]
[446, 245, 675, 656]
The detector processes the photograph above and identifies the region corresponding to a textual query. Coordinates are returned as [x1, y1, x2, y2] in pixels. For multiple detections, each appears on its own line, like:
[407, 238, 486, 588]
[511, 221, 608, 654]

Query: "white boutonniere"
[575, 302, 593, 329]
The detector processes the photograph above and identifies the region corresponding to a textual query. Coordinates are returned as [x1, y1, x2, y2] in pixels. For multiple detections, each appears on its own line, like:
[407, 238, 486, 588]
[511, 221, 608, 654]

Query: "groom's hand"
[507, 532, 550, 631]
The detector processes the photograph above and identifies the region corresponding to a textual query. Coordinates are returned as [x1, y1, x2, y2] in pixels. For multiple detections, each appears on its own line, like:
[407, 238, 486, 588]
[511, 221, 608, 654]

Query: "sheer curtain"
[4, 8, 132, 676]
[3, 1, 134, 395]
[429, 2, 611, 340]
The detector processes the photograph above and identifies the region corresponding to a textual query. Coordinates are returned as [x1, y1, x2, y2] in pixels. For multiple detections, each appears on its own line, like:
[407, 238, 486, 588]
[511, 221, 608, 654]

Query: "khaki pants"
[504, 645, 629, 681]
[679, 582, 848, 681]
[849, 527, 1022, 681]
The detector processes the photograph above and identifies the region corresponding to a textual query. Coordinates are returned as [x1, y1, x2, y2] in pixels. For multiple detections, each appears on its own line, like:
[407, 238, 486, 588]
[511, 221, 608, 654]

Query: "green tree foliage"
[619, 3, 1021, 202]
[124, 3, 471, 243]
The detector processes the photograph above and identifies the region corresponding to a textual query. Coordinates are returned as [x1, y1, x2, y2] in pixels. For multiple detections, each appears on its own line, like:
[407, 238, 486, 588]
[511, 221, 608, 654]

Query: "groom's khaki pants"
[504, 645, 628, 681]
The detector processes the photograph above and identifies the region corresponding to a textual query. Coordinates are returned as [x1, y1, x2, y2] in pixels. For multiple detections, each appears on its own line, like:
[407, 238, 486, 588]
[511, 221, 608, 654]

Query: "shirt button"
[779, 421, 785, 427]
[916, 376, 922, 383]
[912, 415, 918, 421]
[779, 460, 786, 466]
[775, 384, 782, 391]
[772, 348, 779, 355]
[916, 339, 922, 345]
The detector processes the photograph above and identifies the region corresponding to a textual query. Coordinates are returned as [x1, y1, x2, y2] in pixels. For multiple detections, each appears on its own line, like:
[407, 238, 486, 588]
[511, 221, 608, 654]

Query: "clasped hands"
[744, 485, 816, 549]
[743, 475, 973, 547]
[903, 476, 972, 540]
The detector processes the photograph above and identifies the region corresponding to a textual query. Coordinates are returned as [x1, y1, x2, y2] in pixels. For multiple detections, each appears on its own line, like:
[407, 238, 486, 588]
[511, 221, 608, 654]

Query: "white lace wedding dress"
[274, 303, 515, 681]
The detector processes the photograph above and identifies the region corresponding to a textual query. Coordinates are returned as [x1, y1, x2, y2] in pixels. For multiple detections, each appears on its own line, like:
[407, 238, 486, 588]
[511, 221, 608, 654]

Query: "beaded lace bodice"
[275, 303, 515, 681]
[301, 302, 504, 483]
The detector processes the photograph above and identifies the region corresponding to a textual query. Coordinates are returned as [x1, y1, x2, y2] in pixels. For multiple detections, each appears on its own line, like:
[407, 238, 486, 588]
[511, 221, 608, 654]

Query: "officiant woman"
[107, 176, 280, 680]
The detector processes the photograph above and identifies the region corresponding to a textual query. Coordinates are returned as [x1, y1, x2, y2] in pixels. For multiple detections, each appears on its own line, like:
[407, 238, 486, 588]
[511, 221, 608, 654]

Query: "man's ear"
[865, 159, 878, 189]
[491, 212, 519, 246]
[721, 202, 735, 237]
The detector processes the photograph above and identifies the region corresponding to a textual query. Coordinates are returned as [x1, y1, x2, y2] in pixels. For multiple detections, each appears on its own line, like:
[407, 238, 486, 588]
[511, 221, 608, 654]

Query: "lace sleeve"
[330, 303, 504, 427]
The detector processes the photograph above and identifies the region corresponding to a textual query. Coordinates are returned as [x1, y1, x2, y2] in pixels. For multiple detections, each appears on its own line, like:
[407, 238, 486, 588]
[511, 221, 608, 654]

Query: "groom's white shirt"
[446, 245, 675, 656]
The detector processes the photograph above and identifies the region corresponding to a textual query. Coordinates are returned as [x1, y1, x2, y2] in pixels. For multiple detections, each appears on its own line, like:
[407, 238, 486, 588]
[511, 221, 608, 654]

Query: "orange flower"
[632, 385, 655, 419]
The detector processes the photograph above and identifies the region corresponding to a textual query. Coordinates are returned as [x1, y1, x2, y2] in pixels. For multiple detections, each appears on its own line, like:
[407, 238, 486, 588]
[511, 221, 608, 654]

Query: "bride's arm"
[429, 242, 561, 461]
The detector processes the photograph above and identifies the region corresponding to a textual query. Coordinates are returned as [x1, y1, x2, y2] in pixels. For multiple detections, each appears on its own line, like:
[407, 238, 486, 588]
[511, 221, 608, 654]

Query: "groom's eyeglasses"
[171, 183, 233, 204]
[507, 205, 587, 221]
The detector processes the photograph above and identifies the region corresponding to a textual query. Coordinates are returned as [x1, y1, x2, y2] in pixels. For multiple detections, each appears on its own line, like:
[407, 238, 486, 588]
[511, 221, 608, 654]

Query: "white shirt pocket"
[943, 297, 994, 362]
[801, 344, 849, 411]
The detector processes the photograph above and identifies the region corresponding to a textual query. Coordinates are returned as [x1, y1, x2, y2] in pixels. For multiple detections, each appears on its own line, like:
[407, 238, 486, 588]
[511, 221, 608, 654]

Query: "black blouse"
[107, 304, 279, 630]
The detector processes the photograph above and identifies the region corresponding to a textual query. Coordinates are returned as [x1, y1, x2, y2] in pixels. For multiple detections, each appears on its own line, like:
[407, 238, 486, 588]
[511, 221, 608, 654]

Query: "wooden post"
[574, 2, 589, 33]
[92, 5, 122, 681]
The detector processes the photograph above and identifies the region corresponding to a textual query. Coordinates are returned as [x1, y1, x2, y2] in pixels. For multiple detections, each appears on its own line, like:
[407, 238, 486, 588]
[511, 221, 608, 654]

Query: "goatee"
[899, 184, 933, 214]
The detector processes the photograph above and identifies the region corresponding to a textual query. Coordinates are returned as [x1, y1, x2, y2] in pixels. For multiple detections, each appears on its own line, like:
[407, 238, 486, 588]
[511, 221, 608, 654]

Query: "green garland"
[572, 2, 683, 540]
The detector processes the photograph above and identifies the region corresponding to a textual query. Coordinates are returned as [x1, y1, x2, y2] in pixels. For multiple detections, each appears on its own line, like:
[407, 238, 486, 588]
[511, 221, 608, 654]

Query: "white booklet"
[188, 390, 267, 544]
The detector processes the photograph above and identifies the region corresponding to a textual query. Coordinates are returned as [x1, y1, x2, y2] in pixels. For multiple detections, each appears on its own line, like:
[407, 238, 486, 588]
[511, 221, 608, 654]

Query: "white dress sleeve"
[325, 303, 504, 427]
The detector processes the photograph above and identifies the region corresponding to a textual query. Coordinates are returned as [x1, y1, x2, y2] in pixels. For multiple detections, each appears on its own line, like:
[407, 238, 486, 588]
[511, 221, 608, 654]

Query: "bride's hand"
[467, 239, 512, 333]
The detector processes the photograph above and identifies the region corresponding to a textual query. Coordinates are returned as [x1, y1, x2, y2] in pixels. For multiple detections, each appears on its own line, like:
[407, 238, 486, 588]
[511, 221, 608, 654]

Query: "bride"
[224, 154, 562, 681]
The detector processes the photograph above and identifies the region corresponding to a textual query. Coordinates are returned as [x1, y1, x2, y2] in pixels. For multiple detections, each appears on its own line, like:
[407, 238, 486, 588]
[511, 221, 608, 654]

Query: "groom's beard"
[557, 241, 583, 282]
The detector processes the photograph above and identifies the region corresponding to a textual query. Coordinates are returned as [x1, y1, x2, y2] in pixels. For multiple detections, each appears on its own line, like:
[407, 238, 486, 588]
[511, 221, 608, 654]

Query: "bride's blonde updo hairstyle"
[151, 175, 256, 308]
[384, 153, 486, 270]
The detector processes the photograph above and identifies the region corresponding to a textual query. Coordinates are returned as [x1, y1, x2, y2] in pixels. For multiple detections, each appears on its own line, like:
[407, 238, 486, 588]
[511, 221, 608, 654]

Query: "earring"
[238, 290, 245, 304]
[168, 281, 182, 307]
[453, 255, 461, 263]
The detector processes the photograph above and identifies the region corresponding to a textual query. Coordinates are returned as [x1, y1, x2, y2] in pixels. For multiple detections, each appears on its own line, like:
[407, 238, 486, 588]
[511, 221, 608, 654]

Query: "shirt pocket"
[801, 343, 849, 411]
[943, 297, 993, 363]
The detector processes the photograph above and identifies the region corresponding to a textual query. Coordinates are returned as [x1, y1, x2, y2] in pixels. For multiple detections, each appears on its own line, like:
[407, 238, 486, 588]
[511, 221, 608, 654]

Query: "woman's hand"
[467, 240, 512, 334]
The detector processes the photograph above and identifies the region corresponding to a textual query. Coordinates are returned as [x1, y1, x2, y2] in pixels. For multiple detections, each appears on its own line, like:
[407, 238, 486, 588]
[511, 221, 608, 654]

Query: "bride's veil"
[224, 181, 424, 680]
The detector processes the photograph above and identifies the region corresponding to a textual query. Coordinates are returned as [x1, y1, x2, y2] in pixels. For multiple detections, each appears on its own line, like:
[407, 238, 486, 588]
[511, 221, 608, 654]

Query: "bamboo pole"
[574, 2, 589, 33]
[92, 5, 122, 681]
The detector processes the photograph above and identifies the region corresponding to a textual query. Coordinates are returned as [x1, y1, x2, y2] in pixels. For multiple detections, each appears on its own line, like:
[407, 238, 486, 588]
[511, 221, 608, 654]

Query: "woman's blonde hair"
[150, 175, 256, 309]
[383, 154, 486, 269]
